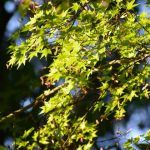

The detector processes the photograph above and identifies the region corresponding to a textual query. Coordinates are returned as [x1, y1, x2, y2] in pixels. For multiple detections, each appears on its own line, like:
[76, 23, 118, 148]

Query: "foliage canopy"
[3, 0, 150, 149]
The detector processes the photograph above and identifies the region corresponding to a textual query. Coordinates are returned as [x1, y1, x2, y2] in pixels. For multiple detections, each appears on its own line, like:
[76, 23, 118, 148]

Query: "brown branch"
[65, 1, 91, 26]
[0, 82, 67, 123]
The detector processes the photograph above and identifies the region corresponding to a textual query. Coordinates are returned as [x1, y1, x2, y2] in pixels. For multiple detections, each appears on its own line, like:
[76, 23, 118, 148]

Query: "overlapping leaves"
[8, 0, 150, 149]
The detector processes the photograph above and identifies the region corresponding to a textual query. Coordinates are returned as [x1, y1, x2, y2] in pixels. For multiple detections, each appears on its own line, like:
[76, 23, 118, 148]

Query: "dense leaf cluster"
[6, 0, 150, 149]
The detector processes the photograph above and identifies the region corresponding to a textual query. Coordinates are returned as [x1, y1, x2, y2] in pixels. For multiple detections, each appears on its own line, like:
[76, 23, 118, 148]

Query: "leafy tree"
[1, 0, 150, 149]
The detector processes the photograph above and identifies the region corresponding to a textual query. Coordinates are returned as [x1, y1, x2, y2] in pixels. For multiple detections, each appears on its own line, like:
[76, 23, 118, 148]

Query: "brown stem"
[0, 82, 67, 123]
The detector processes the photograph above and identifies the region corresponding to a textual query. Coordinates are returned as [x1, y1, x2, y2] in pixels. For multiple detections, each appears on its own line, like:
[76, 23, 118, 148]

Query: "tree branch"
[0, 82, 67, 123]
[65, 0, 91, 26]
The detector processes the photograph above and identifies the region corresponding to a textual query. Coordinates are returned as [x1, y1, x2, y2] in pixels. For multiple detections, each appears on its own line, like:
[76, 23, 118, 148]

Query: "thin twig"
[97, 129, 132, 143]
[65, 1, 90, 25]
[62, 100, 98, 148]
